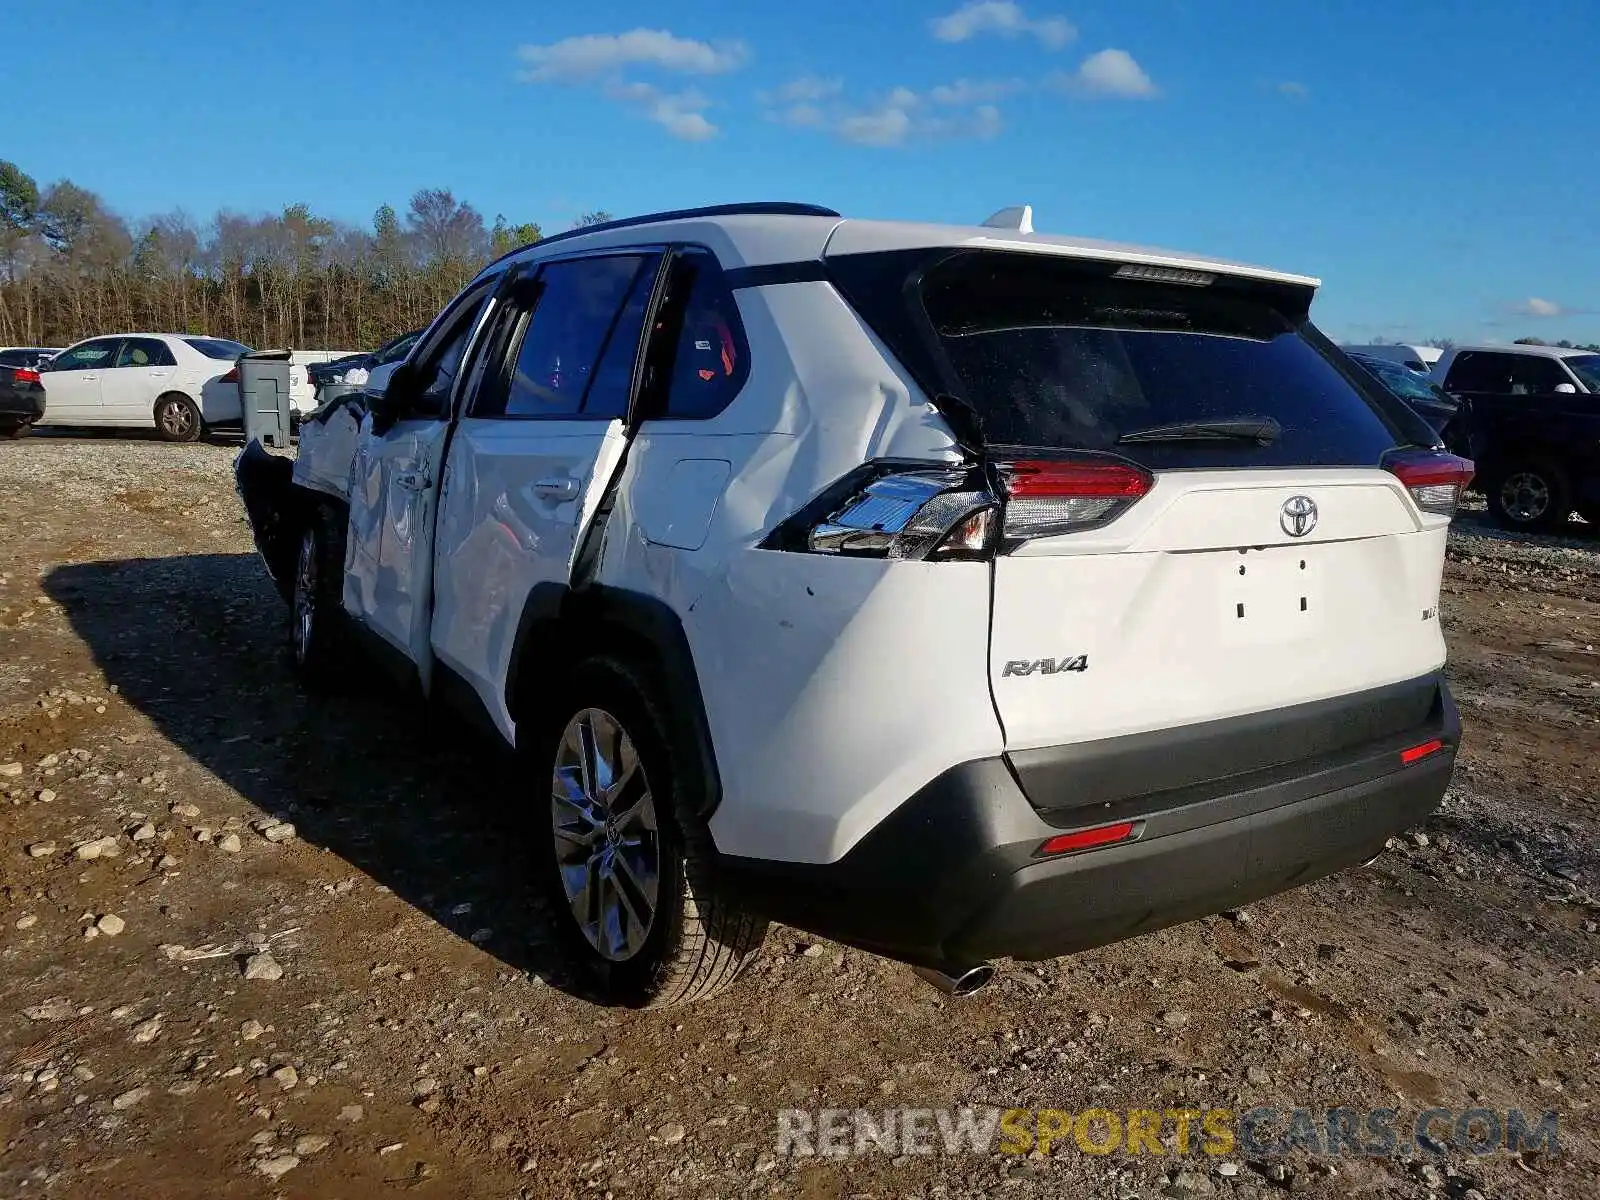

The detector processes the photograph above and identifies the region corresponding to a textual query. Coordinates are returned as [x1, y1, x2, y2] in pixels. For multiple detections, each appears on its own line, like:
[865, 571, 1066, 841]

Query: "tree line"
[0, 158, 612, 352]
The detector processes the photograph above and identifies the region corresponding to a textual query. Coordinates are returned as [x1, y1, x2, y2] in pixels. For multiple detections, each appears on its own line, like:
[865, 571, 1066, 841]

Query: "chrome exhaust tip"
[911, 963, 996, 997]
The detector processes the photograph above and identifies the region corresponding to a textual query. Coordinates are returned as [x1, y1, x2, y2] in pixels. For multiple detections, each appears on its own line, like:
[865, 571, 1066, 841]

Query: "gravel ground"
[1, 435, 1597, 1200]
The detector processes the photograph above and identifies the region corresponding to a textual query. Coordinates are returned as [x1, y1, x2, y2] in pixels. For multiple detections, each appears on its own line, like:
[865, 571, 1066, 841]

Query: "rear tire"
[1486, 461, 1571, 532]
[2, 422, 29, 440]
[154, 393, 202, 443]
[289, 504, 350, 688]
[532, 656, 767, 1008]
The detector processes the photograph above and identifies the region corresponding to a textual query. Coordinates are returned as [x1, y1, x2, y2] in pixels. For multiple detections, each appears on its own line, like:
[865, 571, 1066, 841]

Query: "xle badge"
[1002, 656, 1088, 677]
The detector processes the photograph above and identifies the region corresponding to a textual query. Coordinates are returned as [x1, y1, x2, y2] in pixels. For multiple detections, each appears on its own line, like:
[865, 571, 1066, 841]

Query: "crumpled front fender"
[234, 439, 308, 605]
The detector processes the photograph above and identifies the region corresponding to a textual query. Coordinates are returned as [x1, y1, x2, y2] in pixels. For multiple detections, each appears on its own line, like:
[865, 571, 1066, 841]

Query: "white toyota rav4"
[237, 202, 1468, 1007]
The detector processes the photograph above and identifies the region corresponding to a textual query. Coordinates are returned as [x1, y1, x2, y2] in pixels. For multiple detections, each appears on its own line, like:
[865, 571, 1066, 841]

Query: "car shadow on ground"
[44, 552, 595, 1000]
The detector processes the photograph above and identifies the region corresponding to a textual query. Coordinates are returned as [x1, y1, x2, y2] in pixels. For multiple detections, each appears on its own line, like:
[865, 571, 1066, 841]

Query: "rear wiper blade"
[1117, 416, 1282, 446]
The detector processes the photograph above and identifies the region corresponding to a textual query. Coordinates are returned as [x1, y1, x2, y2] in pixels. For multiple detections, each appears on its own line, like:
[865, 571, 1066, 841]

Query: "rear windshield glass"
[185, 338, 251, 359]
[842, 250, 1411, 468]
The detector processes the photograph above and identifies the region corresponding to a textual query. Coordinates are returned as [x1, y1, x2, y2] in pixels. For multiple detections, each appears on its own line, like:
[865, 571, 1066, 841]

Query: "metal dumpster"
[239, 350, 294, 448]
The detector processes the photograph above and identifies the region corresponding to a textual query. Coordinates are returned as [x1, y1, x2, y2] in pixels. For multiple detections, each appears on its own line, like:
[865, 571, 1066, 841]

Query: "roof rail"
[479, 201, 842, 273]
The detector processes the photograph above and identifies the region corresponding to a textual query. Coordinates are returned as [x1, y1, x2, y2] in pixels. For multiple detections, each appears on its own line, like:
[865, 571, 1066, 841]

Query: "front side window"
[54, 340, 120, 371]
[116, 338, 176, 368]
[1562, 354, 1600, 392]
[1505, 354, 1569, 395]
[413, 286, 496, 413]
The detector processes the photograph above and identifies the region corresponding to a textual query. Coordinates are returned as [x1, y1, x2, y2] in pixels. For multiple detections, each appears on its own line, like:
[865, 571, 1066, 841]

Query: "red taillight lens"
[1038, 821, 1138, 857]
[14, 368, 41, 385]
[1385, 450, 1473, 516]
[1400, 738, 1445, 765]
[219, 366, 239, 384]
[997, 459, 1153, 539]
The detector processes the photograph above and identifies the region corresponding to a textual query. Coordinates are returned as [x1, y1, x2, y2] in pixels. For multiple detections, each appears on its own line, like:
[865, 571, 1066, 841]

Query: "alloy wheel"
[1500, 472, 1551, 524]
[160, 400, 195, 439]
[551, 707, 661, 962]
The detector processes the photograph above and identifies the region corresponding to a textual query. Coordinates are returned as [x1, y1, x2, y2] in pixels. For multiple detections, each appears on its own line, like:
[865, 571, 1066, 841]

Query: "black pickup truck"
[1437, 348, 1600, 531]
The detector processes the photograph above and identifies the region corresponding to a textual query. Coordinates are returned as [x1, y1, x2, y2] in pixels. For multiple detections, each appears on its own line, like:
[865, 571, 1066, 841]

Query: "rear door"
[39, 338, 121, 424]
[908, 251, 1454, 751]
[432, 250, 662, 735]
[102, 337, 178, 424]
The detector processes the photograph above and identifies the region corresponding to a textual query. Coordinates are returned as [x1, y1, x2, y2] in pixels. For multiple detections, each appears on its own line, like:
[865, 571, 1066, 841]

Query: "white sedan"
[38, 333, 251, 442]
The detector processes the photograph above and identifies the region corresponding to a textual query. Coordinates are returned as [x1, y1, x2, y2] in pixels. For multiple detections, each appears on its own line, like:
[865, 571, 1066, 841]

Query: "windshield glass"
[184, 338, 251, 360]
[1563, 354, 1600, 391]
[914, 250, 1404, 468]
[1359, 356, 1447, 404]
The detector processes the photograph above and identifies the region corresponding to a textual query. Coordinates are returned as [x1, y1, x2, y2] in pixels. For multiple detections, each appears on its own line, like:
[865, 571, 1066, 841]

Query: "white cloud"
[605, 81, 719, 140]
[839, 105, 916, 147]
[517, 29, 747, 80]
[931, 1, 1076, 48]
[833, 89, 1003, 146]
[927, 77, 1024, 105]
[760, 75, 843, 105]
[1517, 297, 1563, 317]
[1057, 48, 1158, 98]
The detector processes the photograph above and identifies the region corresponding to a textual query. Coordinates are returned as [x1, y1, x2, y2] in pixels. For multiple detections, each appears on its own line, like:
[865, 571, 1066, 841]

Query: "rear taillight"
[1384, 450, 1474, 516]
[1038, 820, 1139, 857]
[762, 463, 999, 561]
[14, 368, 40, 385]
[996, 458, 1153, 539]
[219, 366, 239, 384]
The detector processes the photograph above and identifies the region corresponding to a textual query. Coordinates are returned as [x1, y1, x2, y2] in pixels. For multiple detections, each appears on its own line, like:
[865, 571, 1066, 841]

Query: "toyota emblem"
[1280, 495, 1318, 538]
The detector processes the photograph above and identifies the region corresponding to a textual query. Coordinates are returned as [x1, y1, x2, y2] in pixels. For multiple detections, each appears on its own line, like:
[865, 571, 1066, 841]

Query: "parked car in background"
[0, 356, 49, 437]
[1434, 344, 1600, 530]
[1343, 343, 1443, 373]
[38, 334, 250, 441]
[237, 201, 1463, 1007]
[0, 346, 62, 371]
[306, 329, 423, 389]
[1349, 351, 1459, 445]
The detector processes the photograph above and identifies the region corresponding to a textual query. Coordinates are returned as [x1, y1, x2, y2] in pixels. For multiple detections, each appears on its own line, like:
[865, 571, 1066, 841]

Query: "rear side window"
[116, 338, 176, 368]
[910, 251, 1403, 468]
[639, 249, 750, 421]
[477, 254, 654, 419]
[184, 338, 251, 360]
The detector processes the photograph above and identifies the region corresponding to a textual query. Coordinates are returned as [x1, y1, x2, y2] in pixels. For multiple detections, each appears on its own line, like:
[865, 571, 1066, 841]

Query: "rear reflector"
[1399, 739, 1445, 765]
[1385, 450, 1474, 517]
[998, 459, 1153, 540]
[1038, 821, 1138, 857]
[14, 368, 41, 385]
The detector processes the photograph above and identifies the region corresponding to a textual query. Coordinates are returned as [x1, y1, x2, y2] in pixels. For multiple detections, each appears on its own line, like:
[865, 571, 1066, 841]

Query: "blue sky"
[7, 1, 1597, 343]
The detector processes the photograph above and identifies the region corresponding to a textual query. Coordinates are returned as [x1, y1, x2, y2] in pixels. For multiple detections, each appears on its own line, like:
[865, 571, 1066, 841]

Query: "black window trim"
[465, 244, 670, 423]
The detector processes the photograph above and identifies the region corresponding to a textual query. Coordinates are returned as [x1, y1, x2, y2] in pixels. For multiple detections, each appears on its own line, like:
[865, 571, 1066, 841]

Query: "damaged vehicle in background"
[237, 202, 1468, 1007]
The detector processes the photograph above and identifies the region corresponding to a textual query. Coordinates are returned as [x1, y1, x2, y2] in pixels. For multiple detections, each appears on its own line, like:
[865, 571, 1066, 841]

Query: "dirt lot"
[1, 436, 1597, 1200]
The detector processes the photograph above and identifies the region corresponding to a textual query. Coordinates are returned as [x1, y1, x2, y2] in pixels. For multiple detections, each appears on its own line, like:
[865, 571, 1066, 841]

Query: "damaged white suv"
[237, 202, 1466, 1007]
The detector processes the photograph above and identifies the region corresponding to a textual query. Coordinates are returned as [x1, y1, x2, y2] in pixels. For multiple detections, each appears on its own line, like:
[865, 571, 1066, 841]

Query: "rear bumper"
[717, 674, 1458, 969]
[0, 389, 45, 421]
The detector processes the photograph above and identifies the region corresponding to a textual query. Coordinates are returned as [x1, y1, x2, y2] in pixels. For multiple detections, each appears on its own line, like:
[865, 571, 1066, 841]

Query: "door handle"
[395, 470, 430, 491]
[533, 477, 580, 500]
